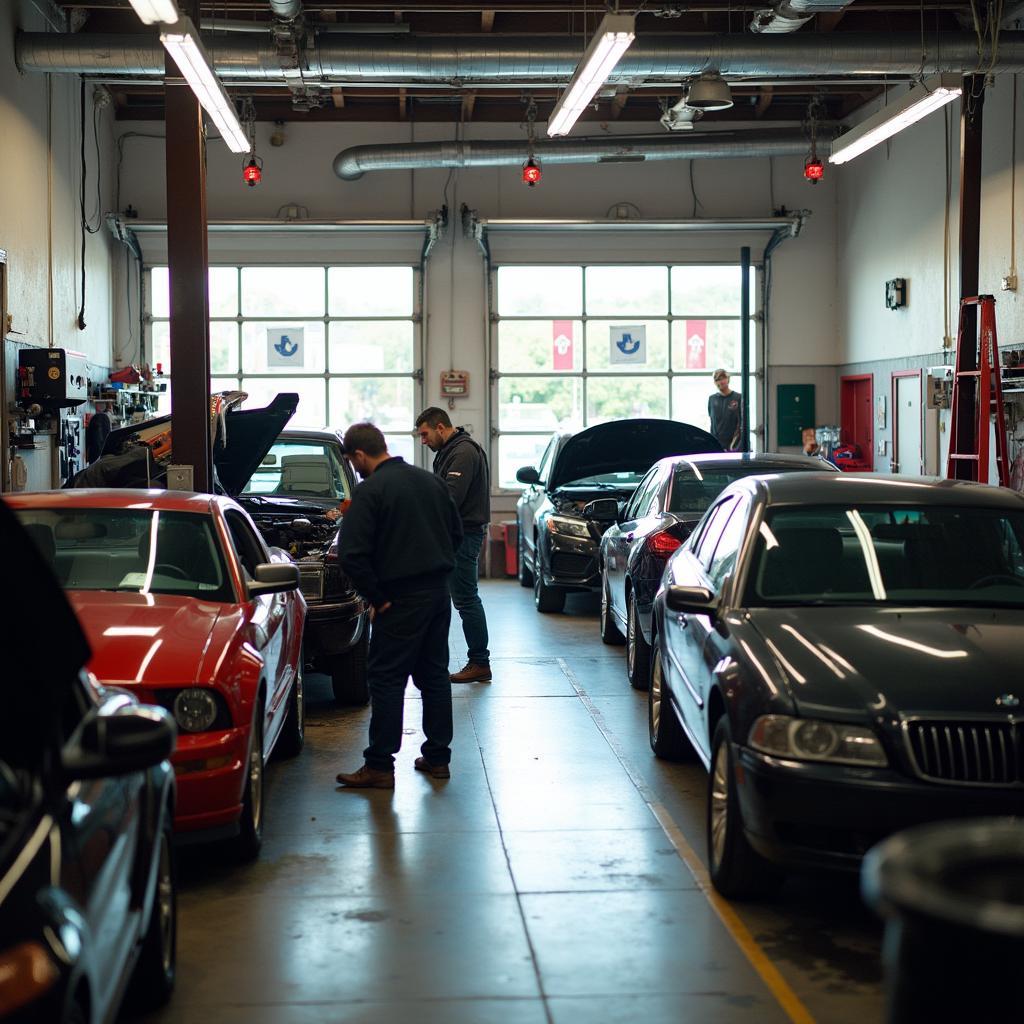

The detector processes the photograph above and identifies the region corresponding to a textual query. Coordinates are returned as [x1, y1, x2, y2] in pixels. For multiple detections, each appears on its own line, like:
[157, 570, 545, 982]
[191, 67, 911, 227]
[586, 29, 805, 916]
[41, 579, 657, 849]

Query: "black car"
[516, 419, 722, 613]
[0, 500, 177, 1023]
[648, 473, 1024, 899]
[599, 453, 839, 690]
[77, 397, 370, 706]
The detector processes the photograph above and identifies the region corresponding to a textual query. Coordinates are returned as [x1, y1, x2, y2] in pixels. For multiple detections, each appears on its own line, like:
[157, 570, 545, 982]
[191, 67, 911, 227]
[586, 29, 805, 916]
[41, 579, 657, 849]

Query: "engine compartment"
[248, 512, 338, 561]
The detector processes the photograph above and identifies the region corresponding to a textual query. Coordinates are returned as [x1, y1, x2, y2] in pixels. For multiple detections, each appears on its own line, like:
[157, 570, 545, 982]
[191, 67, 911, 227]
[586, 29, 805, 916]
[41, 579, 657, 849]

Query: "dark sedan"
[516, 419, 722, 613]
[599, 453, 838, 690]
[648, 473, 1024, 899]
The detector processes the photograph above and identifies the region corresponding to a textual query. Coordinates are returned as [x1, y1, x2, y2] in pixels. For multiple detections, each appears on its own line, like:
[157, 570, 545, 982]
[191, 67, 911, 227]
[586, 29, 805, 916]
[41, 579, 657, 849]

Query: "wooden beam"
[817, 11, 848, 31]
[332, 87, 345, 108]
[462, 92, 477, 121]
[481, 9, 495, 31]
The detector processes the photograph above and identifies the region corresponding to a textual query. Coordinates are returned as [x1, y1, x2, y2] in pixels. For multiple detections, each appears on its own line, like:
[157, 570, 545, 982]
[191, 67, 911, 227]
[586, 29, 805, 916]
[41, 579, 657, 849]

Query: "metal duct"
[750, 0, 854, 35]
[16, 32, 1024, 80]
[333, 130, 809, 181]
[269, 1, 303, 21]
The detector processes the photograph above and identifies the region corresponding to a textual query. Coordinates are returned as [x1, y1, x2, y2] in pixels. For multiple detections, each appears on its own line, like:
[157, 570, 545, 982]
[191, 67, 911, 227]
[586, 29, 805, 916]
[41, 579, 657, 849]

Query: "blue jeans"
[449, 527, 490, 666]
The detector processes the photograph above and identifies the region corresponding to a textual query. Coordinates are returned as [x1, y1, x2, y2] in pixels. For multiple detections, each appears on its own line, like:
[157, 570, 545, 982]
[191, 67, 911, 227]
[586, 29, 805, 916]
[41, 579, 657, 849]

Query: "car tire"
[534, 558, 565, 613]
[518, 529, 534, 588]
[126, 818, 177, 1011]
[276, 662, 305, 758]
[232, 713, 265, 863]
[331, 630, 369, 706]
[627, 593, 651, 690]
[600, 575, 625, 645]
[707, 717, 783, 900]
[648, 647, 691, 760]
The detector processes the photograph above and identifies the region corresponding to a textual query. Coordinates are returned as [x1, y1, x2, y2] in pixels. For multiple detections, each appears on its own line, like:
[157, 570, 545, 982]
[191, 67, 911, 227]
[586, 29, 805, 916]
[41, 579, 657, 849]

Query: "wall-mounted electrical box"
[17, 348, 89, 409]
[885, 278, 907, 310]
[440, 370, 469, 398]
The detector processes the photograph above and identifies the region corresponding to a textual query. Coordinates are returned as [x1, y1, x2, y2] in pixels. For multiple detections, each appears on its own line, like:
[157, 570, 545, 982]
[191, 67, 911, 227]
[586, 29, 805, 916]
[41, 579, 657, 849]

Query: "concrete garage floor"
[134, 580, 885, 1024]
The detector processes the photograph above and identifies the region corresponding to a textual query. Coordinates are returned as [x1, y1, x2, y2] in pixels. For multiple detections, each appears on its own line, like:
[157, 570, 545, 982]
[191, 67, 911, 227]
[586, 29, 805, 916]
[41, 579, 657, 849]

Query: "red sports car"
[9, 488, 306, 860]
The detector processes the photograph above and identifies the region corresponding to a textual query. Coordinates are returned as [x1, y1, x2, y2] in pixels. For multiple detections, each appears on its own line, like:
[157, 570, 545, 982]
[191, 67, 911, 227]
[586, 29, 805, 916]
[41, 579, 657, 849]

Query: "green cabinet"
[776, 384, 815, 447]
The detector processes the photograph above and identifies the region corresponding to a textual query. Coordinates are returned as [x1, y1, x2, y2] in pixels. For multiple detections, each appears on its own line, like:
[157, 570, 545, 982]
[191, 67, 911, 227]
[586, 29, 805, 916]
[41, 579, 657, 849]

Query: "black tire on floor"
[232, 712, 265, 863]
[518, 529, 534, 588]
[648, 647, 691, 760]
[600, 575, 625, 645]
[331, 630, 369, 706]
[276, 662, 305, 758]
[707, 716, 784, 900]
[534, 559, 565, 613]
[627, 593, 652, 691]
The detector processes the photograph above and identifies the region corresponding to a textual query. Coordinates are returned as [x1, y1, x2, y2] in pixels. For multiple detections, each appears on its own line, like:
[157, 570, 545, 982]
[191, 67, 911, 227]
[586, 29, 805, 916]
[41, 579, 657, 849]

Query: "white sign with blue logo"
[609, 325, 646, 365]
[267, 327, 305, 367]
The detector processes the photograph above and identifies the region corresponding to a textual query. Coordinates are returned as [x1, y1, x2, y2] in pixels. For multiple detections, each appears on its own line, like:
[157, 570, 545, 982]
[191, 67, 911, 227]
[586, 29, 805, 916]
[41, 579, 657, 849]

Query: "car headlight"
[546, 515, 591, 540]
[173, 688, 219, 733]
[748, 714, 887, 767]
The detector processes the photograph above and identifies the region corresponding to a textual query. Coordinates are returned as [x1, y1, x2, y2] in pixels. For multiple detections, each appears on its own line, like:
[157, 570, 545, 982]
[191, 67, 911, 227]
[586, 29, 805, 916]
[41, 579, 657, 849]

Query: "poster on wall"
[552, 320, 574, 371]
[684, 319, 707, 369]
[609, 325, 646, 365]
[267, 327, 305, 368]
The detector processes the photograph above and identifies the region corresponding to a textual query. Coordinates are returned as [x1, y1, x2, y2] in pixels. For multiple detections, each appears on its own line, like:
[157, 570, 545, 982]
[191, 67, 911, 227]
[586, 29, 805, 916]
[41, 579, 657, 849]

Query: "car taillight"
[647, 530, 683, 558]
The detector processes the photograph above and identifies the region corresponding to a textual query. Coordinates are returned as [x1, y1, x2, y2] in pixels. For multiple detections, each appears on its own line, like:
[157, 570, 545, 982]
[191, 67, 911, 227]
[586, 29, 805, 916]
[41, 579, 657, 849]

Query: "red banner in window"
[684, 319, 707, 369]
[552, 320, 574, 371]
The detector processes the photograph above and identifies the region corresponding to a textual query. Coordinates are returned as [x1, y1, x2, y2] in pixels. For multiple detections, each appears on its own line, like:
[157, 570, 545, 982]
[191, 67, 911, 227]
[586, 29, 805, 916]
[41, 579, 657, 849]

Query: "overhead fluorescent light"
[160, 17, 250, 154]
[829, 74, 962, 165]
[128, 0, 181, 25]
[547, 13, 635, 138]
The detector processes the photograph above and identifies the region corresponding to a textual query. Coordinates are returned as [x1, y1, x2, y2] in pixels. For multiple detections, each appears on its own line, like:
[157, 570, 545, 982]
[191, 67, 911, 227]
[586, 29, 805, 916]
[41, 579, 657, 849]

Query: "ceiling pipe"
[269, 0, 303, 21]
[750, 0, 854, 35]
[333, 129, 810, 180]
[16, 31, 1024, 80]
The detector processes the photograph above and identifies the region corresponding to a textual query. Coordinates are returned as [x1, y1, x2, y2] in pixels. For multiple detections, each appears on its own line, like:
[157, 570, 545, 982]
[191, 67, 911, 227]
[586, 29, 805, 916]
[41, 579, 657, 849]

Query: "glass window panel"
[149, 321, 236, 375]
[328, 321, 414, 373]
[585, 320, 669, 373]
[150, 266, 238, 318]
[587, 377, 668, 425]
[671, 320, 758, 374]
[585, 266, 668, 316]
[498, 434, 553, 489]
[671, 265, 756, 316]
[498, 376, 582, 432]
[329, 377, 414, 433]
[150, 321, 170, 373]
[242, 377, 326, 430]
[672, 376, 715, 431]
[328, 267, 414, 317]
[497, 266, 583, 316]
[241, 266, 325, 317]
[241, 321, 326, 375]
[385, 433, 415, 465]
[497, 320, 583, 373]
[150, 267, 169, 318]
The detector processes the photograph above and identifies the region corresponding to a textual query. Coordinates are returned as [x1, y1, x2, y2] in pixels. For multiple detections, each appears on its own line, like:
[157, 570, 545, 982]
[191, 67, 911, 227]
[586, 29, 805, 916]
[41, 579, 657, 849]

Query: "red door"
[840, 375, 874, 470]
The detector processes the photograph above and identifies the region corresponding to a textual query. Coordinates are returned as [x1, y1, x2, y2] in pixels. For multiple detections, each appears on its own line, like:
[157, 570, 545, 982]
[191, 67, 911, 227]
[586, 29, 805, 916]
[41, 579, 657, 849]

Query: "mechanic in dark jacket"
[416, 407, 492, 683]
[335, 423, 464, 789]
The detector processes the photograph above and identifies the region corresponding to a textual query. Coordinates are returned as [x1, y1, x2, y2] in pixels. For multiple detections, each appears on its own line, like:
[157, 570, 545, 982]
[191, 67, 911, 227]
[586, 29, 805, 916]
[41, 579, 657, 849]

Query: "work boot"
[335, 764, 395, 789]
[414, 757, 451, 780]
[450, 662, 492, 683]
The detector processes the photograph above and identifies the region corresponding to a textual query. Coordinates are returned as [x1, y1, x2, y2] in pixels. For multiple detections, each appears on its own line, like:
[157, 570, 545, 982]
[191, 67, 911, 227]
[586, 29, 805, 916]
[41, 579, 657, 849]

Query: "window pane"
[386, 433, 415, 464]
[242, 439, 350, 499]
[498, 376, 582, 432]
[587, 377, 668, 425]
[151, 267, 169, 318]
[497, 266, 582, 316]
[586, 320, 668, 373]
[328, 267, 413, 317]
[329, 377, 414, 433]
[241, 267, 325, 317]
[241, 321, 326, 375]
[585, 266, 668, 316]
[150, 266, 238, 318]
[151, 321, 170, 373]
[241, 377, 326, 429]
[671, 320, 756, 373]
[671, 265, 756, 316]
[498, 320, 582, 373]
[498, 434, 552, 489]
[328, 321, 414, 373]
[672, 376, 715, 430]
[149, 321, 236, 375]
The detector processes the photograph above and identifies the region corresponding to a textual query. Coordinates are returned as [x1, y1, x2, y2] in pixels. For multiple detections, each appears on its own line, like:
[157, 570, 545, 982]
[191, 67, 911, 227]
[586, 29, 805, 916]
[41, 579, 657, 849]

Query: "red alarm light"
[243, 157, 263, 187]
[522, 157, 542, 187]
[804, 158, 824, 183]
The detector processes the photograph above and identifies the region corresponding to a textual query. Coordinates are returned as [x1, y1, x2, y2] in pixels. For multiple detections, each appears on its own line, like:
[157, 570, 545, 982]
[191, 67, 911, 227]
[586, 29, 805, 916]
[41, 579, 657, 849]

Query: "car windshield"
[746, 504, 1024, 607]
[670, 465, 815, 514]
[560, 470, 647, 489]
[241, 439, 350, 501]
[14, 508, 233, 600]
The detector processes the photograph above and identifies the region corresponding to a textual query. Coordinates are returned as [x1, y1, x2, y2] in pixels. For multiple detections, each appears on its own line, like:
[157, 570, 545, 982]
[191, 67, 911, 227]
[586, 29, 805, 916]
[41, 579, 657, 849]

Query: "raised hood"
[549, 419, 723, 491]
[214, 393, 299, 495]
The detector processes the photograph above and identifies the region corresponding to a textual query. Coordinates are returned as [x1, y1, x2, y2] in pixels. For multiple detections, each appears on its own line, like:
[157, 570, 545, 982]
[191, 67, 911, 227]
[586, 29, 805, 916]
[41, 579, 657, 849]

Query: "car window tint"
[624, 468, 659, 521]
[694, 499, 736, 570]
[225, 510, 270, 581]
[536, 438, 556, 484]
[707, 500, 748, 589]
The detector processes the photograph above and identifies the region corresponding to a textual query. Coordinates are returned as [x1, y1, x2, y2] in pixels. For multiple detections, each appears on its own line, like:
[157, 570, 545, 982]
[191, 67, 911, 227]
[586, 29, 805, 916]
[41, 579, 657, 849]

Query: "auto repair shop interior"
[3, 1, 1024, 1022]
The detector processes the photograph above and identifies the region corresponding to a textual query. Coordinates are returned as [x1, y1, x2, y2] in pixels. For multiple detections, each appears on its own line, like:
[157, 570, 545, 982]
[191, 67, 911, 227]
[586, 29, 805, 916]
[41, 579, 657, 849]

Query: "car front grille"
[550, 552, 593, 577]
[297, 562, 325, 602]
[905, 719, 1020, 786]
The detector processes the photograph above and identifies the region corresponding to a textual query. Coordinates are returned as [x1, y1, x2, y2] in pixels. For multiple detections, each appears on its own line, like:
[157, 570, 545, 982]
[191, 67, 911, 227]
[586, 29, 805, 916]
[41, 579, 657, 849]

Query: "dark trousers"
[449, 527, 490, 666]
[363, 587, 453, 771]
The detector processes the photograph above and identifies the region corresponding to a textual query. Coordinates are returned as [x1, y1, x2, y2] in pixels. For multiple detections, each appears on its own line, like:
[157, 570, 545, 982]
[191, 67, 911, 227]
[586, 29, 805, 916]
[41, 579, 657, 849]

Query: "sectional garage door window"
[147, 265, 420, 463]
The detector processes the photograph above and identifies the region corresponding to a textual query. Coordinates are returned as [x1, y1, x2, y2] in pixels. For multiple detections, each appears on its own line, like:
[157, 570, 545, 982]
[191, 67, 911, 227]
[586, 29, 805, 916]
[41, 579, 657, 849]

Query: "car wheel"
[627, 593, 651, 690]
[648, 647, 691, 760]
[600, 575, 625, 645]
[126, 818, 177, 1011]
[276, 662, 305, 758]
[707, 717, 783, 900]
[518, 529, 534, 588]
[232, 713, 265, 862]
[534, 558, 565, 613]
[331, 629, 369, 706]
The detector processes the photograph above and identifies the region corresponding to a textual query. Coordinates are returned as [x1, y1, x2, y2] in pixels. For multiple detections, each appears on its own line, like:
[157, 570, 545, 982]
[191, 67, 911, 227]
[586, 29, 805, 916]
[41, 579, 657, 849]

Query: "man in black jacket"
[335, 423, 464, 789]
[416, 407, 492, 683]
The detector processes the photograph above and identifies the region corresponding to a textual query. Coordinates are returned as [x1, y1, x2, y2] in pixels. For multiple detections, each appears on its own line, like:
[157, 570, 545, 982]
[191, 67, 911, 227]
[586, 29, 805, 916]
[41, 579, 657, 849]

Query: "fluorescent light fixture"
[160, 17, 250, 154]
[547, 13, 635, 137]
[128, 0, 181, 26]
[829, 74, 962, 165]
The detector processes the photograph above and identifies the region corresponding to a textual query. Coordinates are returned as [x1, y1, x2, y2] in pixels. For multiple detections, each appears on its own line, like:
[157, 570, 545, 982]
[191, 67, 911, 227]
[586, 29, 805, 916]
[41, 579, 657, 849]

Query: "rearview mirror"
[248, 561, 300, 598]
[583, 498, 619, 520]
[516, 466, 540, 485]
[63, 706, 176, 781]
[665, 585, 717, 619]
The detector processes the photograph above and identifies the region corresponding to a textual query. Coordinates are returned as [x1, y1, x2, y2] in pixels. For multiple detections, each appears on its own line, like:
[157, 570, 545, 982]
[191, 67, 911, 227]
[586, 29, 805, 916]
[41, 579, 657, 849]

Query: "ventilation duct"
[269, 0, 303, 22]
[750, 0, 855, 35]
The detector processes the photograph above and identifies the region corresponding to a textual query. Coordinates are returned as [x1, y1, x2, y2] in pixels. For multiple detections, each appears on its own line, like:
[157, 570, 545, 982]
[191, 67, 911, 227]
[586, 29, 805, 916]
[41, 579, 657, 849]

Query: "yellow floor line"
[557, 657, 817, 1024]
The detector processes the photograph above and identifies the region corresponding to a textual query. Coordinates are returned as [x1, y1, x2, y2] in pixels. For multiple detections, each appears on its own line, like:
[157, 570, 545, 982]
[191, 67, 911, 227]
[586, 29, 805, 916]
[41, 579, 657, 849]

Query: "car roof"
[5, 488, 231, 514]
[657, 452, 836, 473]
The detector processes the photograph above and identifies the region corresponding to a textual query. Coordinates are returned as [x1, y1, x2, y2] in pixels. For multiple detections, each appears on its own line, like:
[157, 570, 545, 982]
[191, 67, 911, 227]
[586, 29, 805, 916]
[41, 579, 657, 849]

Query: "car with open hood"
[515, 418, 722, 613]
[647, 473, 1024, 899]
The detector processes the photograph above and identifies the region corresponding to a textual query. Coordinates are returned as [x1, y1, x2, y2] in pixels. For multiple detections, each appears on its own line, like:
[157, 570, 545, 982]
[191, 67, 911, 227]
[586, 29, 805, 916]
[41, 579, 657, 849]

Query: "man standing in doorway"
[708, 369, 743, 451]
[416, 407, 492, 683]
[335, 423, 463, 788]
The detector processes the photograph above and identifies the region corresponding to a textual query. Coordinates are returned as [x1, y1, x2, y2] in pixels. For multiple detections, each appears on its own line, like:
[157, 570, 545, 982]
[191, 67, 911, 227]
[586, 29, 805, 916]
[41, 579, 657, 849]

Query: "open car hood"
[549, 418, 723, 490]
[92, 393, 298, 495]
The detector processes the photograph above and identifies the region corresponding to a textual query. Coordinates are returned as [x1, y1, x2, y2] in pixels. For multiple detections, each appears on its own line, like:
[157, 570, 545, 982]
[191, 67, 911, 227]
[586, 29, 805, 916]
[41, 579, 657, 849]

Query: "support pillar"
[740, 245, 751, 452]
